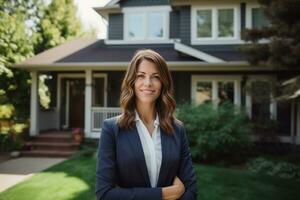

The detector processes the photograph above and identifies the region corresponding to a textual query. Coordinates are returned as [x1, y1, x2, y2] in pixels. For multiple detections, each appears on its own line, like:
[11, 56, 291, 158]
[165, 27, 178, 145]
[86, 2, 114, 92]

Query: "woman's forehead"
[137, 60, 159, 73]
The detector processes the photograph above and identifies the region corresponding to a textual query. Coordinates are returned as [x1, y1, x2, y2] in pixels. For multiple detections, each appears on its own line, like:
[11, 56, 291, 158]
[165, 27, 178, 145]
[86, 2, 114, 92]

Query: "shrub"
[247, 157, 300, 179]
[0, 122, 28, 152]
[176, 102, 252, 162]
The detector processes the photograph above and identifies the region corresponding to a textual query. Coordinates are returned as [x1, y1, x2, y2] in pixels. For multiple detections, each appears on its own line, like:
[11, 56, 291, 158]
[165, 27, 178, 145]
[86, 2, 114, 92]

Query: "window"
[196, 81, 212, 105]
[124, 6, 170, 41]
[246, 5, 270, 29]
[251, 8, 269, 29]
[192, 6, 239, 43]
[127, 13, 144, 39]
[218, 81, 234, 105]
[197, 10, 212, 38]
[250, 81, 272, 121]
[245, 77, 276, 121]
[148, 13, 164, 38]
[218, 9, 234, 37]
[192, 76, 241, 106]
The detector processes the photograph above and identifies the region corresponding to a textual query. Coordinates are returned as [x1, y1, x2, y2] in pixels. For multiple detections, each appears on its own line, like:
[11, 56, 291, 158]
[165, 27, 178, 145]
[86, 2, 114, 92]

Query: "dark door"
[69, 79, 85, 128]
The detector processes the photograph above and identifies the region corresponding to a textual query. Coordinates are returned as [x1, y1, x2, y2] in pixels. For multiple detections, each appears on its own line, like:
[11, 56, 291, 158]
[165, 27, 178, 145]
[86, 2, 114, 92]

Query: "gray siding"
[172, 72, 191, 104]
[108, 13, 124, 40]
[170, 9, 180, 39]
[121, 0, 169, 7]
[179, 6, 191, 45]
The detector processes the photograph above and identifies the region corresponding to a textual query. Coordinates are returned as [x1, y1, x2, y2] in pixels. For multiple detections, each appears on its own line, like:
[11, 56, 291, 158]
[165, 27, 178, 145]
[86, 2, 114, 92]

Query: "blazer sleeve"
[95, 119, 162, 200]
[177, 125, 198, 200]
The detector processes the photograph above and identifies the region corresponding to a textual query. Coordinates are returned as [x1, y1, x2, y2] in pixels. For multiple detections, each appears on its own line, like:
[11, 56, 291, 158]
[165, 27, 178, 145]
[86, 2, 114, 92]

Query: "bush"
[176, 102, 252, 162]
[0, 122, 28, 152]
[247, 157, 300, 179]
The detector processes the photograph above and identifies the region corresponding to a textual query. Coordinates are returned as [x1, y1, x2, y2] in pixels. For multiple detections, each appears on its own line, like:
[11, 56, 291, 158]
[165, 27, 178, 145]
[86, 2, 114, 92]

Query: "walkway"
[0, 157, 66, 192]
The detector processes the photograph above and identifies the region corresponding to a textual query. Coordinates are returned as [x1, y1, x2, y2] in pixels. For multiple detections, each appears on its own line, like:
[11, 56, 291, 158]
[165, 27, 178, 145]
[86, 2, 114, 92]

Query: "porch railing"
[91, 107, 122, 132]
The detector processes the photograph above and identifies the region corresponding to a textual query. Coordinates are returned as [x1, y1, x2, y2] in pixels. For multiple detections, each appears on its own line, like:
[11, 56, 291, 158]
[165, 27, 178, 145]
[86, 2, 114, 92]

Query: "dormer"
[95, 0, 173, 44]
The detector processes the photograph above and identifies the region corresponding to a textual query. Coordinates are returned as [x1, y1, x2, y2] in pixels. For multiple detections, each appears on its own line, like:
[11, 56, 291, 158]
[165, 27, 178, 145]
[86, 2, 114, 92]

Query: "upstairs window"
[251, 8, 269, 28]
[124, 6, 170, 41]
[192, 6, 239, 43]
[246, 5, 270, 29]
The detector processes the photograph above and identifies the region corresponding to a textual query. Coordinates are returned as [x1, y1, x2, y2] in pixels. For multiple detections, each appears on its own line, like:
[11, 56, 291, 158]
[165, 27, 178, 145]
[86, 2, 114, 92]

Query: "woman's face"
[134, 59, 162, 105]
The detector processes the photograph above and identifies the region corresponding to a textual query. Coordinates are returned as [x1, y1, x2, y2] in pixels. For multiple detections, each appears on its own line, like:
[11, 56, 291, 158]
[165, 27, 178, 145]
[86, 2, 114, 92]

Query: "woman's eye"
[137, 74, 144, 78]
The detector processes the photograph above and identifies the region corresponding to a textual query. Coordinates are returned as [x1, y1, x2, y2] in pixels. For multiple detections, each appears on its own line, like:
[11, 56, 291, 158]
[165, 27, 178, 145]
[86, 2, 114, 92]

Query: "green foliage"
[247, 157, 300, 179]
[0, 4, 34, 120]
[242, 0, 300, 69]
[34, 0, 83, 53]
[176, 102, 252, 161]
[0, 121, 28, 151]
[0, 0, 84, 118]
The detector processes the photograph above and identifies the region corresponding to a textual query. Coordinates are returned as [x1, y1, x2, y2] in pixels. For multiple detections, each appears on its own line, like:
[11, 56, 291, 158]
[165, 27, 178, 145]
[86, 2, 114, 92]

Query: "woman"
[95, 49, 197, 200]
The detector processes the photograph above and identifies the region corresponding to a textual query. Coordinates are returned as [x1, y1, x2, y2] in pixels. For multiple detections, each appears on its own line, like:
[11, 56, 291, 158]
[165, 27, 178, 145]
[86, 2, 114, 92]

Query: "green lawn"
[1, 147, 300, 200]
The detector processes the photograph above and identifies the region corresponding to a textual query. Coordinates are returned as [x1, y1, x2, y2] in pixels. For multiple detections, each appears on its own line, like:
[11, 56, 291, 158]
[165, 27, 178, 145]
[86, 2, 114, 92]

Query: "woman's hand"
[162, 176, 185, 200]
[173, 176, 185, 197]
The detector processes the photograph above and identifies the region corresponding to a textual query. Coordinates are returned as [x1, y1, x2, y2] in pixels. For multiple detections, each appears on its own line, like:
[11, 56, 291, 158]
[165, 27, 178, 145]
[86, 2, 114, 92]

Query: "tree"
[242, 0, 300, 101]
[242, 0, 300, 69]
[0, 0, 84, 121]
[0, 1, 36, 120]
[35, 0, 83, 53]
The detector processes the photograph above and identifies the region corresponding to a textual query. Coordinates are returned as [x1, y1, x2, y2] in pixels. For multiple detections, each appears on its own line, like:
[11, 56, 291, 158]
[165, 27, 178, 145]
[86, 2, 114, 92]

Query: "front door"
[69, 79, 85, 128]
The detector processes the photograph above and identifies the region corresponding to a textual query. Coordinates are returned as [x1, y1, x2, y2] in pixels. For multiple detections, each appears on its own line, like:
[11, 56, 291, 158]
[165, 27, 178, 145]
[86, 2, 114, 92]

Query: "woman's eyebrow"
[137, 71, 159, 75]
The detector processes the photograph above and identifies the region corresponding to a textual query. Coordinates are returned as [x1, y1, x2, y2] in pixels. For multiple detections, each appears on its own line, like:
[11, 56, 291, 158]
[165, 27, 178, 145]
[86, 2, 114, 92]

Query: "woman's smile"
[140, 89, 155, 95]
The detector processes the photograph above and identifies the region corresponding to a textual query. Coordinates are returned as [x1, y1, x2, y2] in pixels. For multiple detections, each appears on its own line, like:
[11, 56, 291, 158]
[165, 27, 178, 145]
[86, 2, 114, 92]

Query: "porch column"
[296, 101, 300, 144]
[234, 80, 241, 108]
[84, 70, 92, 137]
[30, 71, 39, 136]
[212, 80, 218, 109]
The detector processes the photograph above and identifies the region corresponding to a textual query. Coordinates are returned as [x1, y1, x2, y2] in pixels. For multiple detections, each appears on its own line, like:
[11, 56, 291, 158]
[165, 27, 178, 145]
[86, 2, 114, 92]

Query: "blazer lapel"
[125, 126, 151, 187]
[157, 127, 171, 187]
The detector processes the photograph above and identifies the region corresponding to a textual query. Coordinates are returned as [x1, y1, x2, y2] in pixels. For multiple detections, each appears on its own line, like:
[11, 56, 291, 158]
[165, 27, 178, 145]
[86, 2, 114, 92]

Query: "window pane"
[196, 81, 212, 105]
[92, 77, 105, 107]
[252, 8, 269, 29]
[277, 101, 291, 136]
[148, 13, 164, 38]
[218, 81, 234, 105]
[251, 81, 271, 122]
[218, 9, 234, 37]
[197, 10, 212, 38]
[128, 13, 144, 39]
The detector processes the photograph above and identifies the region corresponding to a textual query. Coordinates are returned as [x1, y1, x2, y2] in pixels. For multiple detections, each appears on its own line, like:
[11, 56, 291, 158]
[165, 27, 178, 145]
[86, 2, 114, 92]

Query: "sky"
[73, 0, 111, 38]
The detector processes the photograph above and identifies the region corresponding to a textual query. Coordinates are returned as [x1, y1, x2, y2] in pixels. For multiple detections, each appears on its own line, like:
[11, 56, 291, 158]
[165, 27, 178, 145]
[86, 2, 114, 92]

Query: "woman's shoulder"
[103, 115, 122, 127]
[172, 118, 185, 133]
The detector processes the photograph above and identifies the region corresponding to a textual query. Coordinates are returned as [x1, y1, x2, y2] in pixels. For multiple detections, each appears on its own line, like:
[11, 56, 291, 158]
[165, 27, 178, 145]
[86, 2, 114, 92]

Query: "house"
[14, 0, 300, 144]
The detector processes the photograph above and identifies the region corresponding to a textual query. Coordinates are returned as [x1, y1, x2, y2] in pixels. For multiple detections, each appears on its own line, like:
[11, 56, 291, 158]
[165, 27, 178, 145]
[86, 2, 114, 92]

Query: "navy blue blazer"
[95, 117, 197, 200]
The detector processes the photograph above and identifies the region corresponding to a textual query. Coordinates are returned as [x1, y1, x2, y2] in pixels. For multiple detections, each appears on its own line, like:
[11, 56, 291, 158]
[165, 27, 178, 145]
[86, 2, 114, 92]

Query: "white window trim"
[245, 75, 277, 120]
[191, 5, 241, 45]
[123, 6, 171, 43]
[191, 75, 242, 107]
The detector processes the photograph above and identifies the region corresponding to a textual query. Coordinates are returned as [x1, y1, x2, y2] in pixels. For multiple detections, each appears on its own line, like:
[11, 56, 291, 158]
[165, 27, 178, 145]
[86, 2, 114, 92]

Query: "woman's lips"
[141, 89, 155, 95]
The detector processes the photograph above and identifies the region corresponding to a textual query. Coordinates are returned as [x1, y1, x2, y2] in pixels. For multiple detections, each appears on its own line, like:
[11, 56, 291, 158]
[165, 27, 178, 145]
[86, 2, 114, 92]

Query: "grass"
[1, 146, 300, 200]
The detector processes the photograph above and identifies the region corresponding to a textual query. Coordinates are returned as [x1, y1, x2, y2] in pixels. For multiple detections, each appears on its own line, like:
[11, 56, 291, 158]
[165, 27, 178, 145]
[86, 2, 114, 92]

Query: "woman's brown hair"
[117, 49, 176, 134]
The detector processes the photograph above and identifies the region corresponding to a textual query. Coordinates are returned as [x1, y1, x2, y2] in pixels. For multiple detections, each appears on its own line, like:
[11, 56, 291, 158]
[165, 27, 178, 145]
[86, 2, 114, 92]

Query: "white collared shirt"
[135, 111, 162, 188]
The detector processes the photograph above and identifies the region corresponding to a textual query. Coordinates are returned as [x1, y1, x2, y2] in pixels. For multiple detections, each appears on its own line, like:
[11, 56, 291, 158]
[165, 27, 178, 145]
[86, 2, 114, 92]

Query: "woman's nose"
[144, 77, 152, 86]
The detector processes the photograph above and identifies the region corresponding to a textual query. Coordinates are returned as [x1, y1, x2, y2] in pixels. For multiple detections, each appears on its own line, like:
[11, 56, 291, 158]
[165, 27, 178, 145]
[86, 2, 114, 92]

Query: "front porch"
[30, 70, 122, 138]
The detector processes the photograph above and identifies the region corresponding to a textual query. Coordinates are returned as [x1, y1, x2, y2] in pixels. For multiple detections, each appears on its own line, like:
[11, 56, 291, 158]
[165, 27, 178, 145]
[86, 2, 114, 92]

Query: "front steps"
[21, 131, 80, 158]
